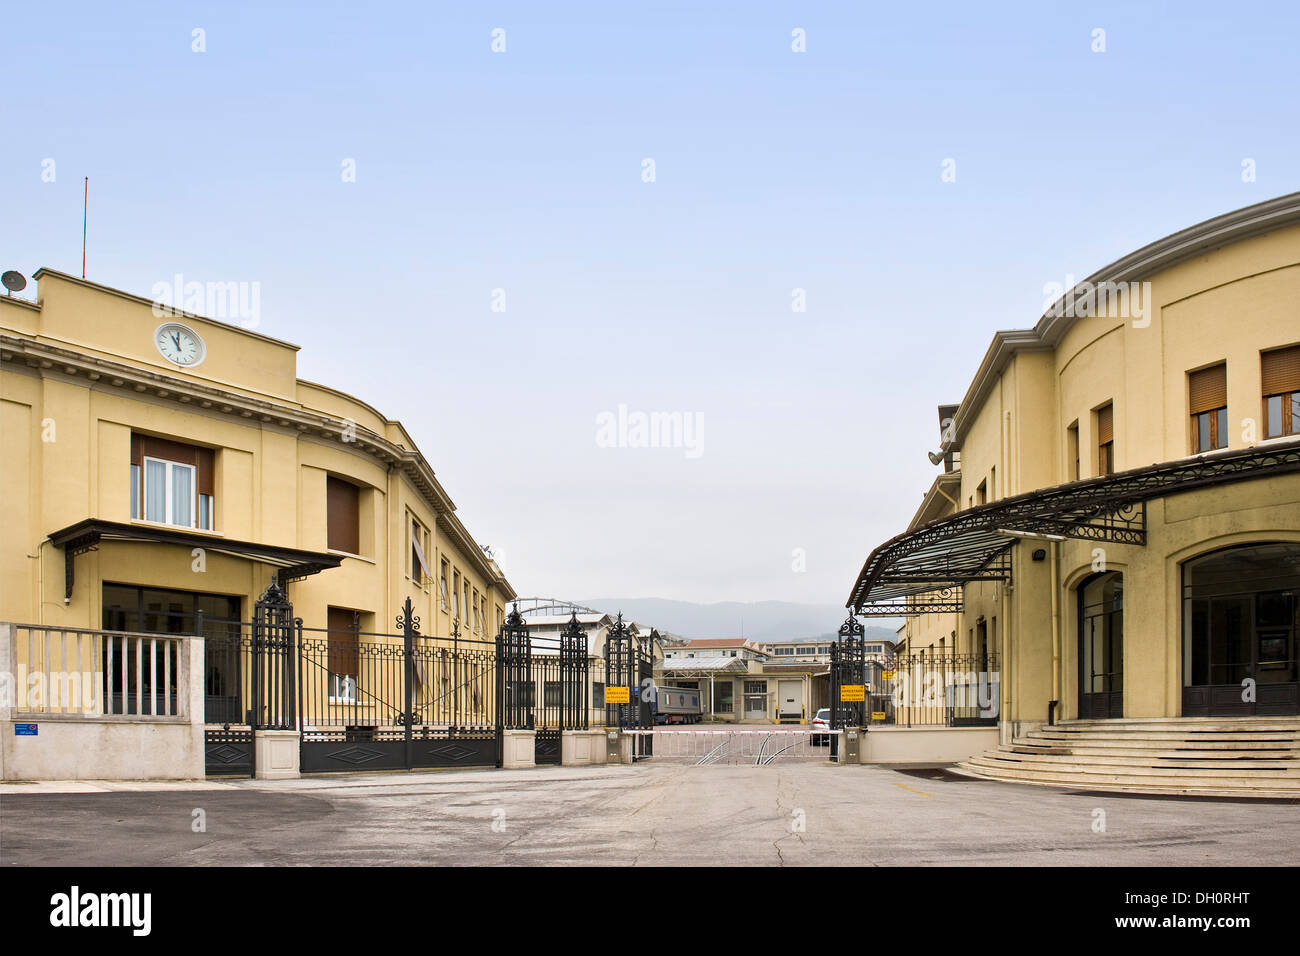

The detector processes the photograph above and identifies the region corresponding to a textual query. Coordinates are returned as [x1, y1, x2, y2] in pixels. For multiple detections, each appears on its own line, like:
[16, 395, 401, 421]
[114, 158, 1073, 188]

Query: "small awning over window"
[49, 518, 343, 600]
[848, 439, 1300, 616]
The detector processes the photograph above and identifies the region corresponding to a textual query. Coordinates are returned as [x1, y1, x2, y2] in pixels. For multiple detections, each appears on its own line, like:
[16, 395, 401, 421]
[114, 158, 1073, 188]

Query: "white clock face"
[154, 323, 206, 367]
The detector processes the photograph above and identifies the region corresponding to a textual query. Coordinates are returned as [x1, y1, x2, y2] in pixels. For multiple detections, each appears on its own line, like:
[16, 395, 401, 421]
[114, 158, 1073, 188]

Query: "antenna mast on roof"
[81, 177, 88, 278]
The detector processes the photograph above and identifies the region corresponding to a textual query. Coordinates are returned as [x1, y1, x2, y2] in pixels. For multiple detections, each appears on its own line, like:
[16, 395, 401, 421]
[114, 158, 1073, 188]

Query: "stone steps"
[947, 765, 1300, 799]
[1015, 735, 1298, 751]
[1060, 717, 1300, 731]
[955, 718, 1300, 796]
[966, 753, 1300, 775]
[1013, 743, 1298, 759]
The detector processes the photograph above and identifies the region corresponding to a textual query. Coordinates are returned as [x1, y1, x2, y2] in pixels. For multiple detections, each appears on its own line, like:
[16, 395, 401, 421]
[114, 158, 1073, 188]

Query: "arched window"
[1078, 571, 1124, 719]
[1183, 543, 1300, 716]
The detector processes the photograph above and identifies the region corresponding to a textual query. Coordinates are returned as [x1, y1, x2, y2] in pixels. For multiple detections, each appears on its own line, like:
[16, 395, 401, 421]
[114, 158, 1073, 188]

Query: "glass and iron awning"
[49, 518, 344, 600]
[848, 439, 1300, 616]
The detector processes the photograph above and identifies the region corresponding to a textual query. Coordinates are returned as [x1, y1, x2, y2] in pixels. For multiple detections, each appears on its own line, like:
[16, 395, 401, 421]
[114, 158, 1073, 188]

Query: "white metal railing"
[5, 623, 187, 719]
[626, 728, 834, 765]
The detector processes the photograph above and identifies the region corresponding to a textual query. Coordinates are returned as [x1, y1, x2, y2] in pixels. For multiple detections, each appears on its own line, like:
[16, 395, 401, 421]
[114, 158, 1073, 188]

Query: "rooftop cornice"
[31, 268, 302, 351]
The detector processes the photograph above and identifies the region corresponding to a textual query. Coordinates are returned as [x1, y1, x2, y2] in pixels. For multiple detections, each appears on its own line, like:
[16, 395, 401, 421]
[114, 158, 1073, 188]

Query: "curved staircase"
[953, 718, 1300, 797]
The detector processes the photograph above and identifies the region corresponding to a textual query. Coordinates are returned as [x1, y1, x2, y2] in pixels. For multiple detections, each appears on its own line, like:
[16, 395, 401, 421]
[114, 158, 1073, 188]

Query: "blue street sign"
[15, 723, 37, 736]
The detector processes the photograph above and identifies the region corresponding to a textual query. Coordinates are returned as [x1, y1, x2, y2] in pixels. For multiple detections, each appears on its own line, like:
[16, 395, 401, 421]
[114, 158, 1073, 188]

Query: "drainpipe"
[1050, 540, 1061, 725]
[1000, 579, 1012, 745]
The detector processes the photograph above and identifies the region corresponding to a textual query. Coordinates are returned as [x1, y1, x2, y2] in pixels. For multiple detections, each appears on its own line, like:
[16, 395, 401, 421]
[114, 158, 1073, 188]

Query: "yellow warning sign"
[840, 684, 865, 702]
[872, 711, 887, 721]
[605, 685, 631, 704]
[882, 670, 896, 681]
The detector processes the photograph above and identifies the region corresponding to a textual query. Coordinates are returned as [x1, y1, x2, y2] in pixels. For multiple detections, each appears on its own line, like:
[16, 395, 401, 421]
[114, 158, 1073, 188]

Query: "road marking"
[895, 783, 932, 798]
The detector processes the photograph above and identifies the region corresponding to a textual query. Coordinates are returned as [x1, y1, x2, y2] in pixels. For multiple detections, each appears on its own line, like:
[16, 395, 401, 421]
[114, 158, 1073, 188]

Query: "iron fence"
[875, 652, 1000, 727]
[296, 625, 499, 732]
[196, 609, 295, 730]
[191, 587, 610, 774]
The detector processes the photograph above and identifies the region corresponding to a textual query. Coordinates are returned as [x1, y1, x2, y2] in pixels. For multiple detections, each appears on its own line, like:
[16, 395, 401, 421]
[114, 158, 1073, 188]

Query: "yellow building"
[849, 194, 1300, 792]
[1, 267, 514, 692]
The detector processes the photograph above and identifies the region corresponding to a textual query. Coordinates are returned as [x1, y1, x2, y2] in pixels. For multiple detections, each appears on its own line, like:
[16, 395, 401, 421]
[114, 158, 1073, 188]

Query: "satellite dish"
[1, 271, 26, 294]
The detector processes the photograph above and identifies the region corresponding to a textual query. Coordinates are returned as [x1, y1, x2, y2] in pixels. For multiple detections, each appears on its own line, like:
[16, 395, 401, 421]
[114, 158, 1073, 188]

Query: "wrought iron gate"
[604, 613, 654, 760]
[298, 598, 499, 772]
[202, 582, 296, 777]
[205, 588, 601, 776]
[829, 614, 867, 759]
[498, 608, 591, 765]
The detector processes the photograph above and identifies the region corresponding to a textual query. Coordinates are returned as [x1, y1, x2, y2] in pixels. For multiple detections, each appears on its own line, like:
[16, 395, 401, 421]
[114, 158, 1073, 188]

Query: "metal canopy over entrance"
[50, 518, 343, 600]
[848, 440, 1300, 616]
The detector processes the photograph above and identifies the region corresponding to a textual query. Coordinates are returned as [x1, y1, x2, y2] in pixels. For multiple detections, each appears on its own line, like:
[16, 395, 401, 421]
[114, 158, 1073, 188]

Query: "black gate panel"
[205, 728, 254, 776]
[535, 728, 562, 765]
[410, 732, 499, 769]
[299, 728, 499, 772]
[300, 733, 407, 772]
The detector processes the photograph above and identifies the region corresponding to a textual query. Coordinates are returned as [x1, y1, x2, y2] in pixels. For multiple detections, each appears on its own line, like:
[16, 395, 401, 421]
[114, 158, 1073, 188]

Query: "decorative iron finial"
[396, 595, 421, 634]
[838, 613, 864, 640]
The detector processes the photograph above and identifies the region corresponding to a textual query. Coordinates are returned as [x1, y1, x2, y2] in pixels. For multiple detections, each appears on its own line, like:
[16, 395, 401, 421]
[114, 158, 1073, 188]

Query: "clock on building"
[153, 322, 206, 367]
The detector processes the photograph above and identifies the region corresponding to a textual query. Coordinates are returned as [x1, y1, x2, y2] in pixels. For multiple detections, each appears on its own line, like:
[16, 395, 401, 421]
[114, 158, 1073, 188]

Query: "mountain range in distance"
[576, 598, 900, 644]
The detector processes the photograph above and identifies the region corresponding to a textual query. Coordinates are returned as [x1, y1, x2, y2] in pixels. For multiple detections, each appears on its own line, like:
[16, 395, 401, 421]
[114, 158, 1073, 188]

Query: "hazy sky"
[5, 2, 1299, 606]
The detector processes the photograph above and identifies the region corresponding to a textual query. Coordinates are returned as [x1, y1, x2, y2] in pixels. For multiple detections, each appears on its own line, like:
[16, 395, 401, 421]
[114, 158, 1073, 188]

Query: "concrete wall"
[561, 729, 607, 766]
[501, 729, 535, 769]
[1, 626, 205, 781]
[861, 726, 999, 765]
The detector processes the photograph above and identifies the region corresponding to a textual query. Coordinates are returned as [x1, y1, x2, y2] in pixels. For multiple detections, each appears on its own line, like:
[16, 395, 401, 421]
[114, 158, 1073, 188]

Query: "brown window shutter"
[133, 432, 212, 497]
[1262, 345, 1300, 396]
[138, 435, 199, 467]
[327, 606, 359, 676]
[1096, 404, 1113, 445]
[327, 476, 360, 553]
[197, 448, 214, 496]
[1188, 364, 1227, 414]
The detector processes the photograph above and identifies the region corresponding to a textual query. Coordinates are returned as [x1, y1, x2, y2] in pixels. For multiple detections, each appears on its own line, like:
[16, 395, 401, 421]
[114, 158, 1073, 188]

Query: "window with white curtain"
[143, 457, 196, 528]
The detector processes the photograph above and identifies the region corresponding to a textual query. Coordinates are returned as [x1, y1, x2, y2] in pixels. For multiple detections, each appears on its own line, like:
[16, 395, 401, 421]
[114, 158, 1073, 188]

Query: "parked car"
[811, 707, 831, 746]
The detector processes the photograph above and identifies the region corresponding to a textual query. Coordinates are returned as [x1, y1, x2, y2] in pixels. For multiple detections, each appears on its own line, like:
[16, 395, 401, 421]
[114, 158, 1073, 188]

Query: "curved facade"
[0, 269, 514, 643]
[857, 193, 1300, 730]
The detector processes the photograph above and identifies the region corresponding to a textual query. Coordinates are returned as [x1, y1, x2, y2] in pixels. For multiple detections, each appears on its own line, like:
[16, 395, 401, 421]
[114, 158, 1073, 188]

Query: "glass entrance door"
[1183, 544, 1300, 716]
[1079, 572, 1124, 719]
